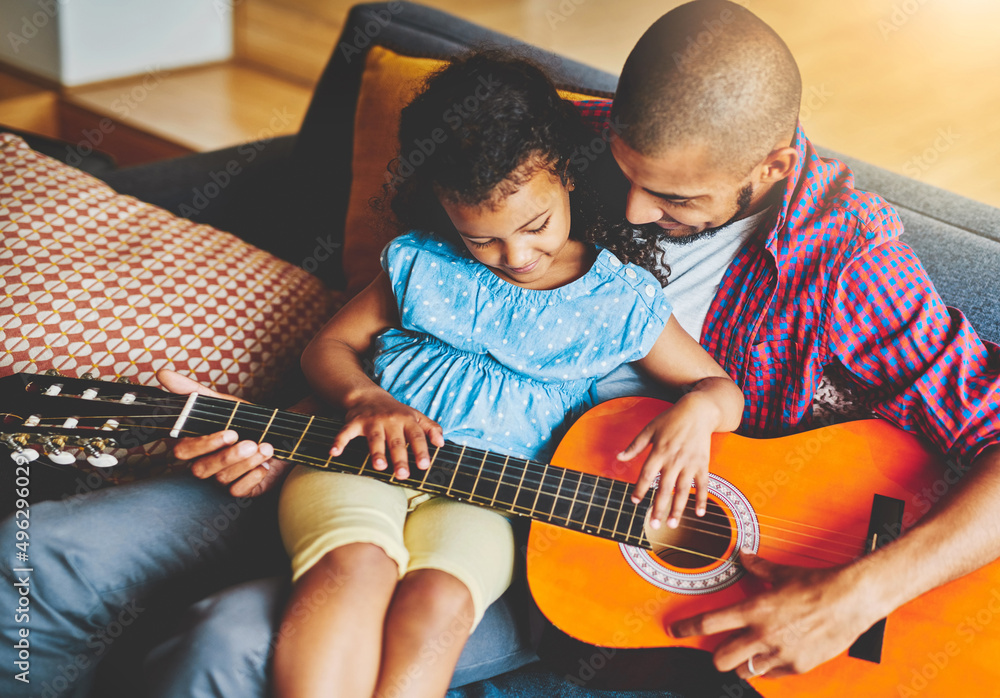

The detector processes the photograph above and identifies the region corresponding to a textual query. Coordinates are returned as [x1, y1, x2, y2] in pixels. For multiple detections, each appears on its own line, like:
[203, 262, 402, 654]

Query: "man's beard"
[647, 182, 754, 247]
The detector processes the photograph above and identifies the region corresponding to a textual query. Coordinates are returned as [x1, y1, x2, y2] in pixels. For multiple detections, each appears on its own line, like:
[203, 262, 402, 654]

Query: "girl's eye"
[470, 239, 494, 249]
[527, 216, 551, 234]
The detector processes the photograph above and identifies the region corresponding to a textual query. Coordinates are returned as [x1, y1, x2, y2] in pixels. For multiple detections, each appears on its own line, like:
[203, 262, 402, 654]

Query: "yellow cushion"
[343, 45, 603, 295]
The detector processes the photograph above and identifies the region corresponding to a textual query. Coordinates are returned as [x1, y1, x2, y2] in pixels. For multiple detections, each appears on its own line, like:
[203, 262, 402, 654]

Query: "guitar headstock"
[0, 371, 184, 468]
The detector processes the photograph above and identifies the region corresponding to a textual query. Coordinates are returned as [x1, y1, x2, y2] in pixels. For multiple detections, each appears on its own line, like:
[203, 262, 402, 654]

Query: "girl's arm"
[620, 316, 744, 528]
[301, 272, 444, 478]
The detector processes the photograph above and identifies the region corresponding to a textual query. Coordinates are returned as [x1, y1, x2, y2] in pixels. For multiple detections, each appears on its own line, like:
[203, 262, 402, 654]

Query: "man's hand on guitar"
[157, 369, 290, 498]
[618, 396, 716, 529]
[670, 550, 884, 680]
[330, 389, 445, 480]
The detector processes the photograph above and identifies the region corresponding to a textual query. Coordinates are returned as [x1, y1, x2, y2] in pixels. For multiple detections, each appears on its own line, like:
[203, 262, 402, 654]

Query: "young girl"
[272, 51, 744, 697]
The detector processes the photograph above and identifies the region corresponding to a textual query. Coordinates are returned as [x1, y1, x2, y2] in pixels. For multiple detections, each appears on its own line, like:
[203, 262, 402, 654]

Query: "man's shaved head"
[613, 0, 802, 178]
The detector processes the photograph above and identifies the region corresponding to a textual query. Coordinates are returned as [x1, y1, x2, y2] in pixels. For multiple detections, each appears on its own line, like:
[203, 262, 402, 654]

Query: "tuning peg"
[80, 372, 95, 380]
[83, 438, 118, 468]
[42, 436, 76, 465]
[4, 435, 40, 465]
[12, 449, 40, 466]
[44, 369, 63, 376]
[115, 376, 134, 384]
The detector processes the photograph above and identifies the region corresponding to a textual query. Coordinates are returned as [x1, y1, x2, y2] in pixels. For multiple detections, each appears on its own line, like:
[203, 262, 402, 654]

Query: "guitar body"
[528, 396, 1000, 697]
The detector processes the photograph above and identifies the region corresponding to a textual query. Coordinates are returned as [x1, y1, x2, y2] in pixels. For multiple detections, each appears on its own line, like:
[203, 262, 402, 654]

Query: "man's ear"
[757, 146, 798, 184]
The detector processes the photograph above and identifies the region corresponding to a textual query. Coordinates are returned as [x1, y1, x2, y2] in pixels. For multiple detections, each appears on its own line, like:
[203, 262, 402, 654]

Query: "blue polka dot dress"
[375, 230, 673, 461]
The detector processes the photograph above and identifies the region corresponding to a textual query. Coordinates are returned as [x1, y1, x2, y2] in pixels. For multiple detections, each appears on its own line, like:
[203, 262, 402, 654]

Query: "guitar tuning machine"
[115, 376, 134, 384]
[44, 369, 63, 377]
[3, 434, 40, 465]
[83, 438, 119, 468]
[41, 436, 76, 465]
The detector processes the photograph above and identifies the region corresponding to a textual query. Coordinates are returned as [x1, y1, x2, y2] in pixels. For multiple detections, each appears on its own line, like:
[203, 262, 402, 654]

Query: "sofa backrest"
[286, 1, 1000, 343]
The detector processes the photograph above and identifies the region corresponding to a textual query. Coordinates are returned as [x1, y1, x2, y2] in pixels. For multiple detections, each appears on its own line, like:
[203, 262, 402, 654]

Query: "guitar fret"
[610, 480, 628, 539]
[582, 473, 598, 532]
[421, 446, 440, 487]
[510, 459, 529, 514]
[287, 415, 314, 462]
[531, 462, 550, 515]
[490, 455, 510, 508]
[223, 401, 240, 431]
[259, 408, 279, 442]
[596, 478, 619, 538]
[548, 467, 568, 520]
[564, 470, 583, 526]
[446, 445, 466, 495]
[469, 451, 489, 504]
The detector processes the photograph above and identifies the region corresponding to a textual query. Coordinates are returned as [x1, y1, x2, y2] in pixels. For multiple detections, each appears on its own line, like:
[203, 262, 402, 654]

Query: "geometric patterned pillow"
[0, 133, 339, 481]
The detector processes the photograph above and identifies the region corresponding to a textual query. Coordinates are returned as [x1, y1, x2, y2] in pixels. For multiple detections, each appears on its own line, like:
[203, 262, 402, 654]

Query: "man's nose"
[624, 186, 664, 226]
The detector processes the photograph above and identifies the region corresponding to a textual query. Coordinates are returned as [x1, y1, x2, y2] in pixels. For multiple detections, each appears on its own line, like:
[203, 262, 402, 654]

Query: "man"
[3, 1, 997, 695]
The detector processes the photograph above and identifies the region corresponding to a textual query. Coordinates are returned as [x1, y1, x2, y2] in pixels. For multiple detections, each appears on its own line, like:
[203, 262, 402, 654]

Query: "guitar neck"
[185, 395, 652, 548]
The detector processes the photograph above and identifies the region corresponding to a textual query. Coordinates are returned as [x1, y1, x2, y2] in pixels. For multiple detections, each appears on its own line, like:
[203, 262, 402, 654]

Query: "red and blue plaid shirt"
[577, 100, 1000, 464]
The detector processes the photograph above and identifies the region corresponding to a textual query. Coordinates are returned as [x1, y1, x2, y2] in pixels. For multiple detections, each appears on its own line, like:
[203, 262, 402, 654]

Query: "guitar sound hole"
[645, 497, 731, 570]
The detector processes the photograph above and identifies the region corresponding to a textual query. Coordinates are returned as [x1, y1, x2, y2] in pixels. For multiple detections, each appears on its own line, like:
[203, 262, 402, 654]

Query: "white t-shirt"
[593, 209, 770, 403]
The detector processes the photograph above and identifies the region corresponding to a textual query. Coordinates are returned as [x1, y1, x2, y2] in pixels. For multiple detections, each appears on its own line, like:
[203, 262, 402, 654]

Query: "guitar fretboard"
[188, 395, 652, 548]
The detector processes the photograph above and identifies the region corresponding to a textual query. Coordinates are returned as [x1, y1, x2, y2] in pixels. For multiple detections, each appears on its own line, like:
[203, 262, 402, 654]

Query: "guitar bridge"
[848, 493, 905, 664]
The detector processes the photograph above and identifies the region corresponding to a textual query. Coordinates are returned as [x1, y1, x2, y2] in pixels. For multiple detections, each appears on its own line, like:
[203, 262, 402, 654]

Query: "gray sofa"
[17, 2, 998, 696]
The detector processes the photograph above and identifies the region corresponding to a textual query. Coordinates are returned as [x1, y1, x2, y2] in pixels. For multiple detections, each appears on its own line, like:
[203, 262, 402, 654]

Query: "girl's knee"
[397, 569, 475, 629]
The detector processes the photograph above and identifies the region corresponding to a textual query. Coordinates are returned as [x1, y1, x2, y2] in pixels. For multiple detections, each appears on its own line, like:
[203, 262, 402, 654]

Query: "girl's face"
[440, 167, 582, 290]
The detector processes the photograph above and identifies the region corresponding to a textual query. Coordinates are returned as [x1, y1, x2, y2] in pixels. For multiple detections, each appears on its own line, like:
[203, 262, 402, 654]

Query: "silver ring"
[746, 654, 760, 677]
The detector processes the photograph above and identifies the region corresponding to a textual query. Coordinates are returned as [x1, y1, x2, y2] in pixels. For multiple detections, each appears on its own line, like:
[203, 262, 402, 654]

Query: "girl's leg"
[272, 542, 398, 697]
[375, 569, 476, 698]
[374, 497, 516, 697]
[275, 467, 413, 697]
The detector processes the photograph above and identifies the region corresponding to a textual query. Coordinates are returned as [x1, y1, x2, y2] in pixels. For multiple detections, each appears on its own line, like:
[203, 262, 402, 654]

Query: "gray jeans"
[0, 473, 536, 697]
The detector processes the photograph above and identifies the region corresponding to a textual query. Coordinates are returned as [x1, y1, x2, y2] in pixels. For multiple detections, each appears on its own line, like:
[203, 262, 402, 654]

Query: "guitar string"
[27, 395, 873, 557]
[176, 400, 871, 554]
[27, 395, 873, 556]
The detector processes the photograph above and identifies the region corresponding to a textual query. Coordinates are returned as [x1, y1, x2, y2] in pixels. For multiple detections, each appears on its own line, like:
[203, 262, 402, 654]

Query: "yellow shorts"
[278, 465, 515, 628]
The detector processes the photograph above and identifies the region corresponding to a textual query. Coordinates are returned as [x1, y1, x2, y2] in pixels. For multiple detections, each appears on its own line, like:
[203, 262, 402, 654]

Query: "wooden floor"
[49, 0, 1000, 208]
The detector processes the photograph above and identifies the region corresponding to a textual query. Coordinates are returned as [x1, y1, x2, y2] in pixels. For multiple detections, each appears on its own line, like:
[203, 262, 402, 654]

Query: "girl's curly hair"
[375, 49, 669, 285]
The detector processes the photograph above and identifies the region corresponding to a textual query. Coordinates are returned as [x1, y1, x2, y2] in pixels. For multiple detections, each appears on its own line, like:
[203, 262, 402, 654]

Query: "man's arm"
[671, 445, 1000, 678]
[673, 236, 1000, 677]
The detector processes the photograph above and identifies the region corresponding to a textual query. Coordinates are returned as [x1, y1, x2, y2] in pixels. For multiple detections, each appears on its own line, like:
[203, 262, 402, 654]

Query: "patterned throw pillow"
[0, 133, 337, 481]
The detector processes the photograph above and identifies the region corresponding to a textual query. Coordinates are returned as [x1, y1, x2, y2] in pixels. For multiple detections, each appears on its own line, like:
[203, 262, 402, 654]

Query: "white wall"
[0, 0, 233, 86]
[0, 0, 63, 81]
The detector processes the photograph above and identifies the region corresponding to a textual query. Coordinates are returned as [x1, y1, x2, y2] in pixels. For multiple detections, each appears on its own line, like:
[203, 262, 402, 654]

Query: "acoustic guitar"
[2, 371, 997, 697]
